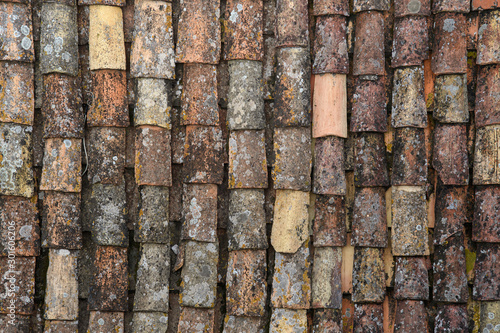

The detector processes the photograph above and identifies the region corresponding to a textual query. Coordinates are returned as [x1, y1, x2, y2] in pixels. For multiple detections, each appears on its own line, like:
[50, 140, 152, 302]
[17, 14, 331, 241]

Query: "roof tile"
[312, 246, 342, 309]
[394, 0, 431, 17]
[392, 127, 427, 186]
[42, 192, 81, 249]
[228, 130, 267, 188]
[130, 1, 175, 79]
[135, 78, 172, 129]
[275, 0, 309, 47]
[394, 256, 429, 300]
[44, 320, 78, 332]
[350, 75, 387, 133]
[40, 138, 81, 192]
[354, 132, 390, 187]
[131, 312, 168, 332]
[467, 12, 479, 49]
[135, 125, 172, 186]
[434, 74, 469, 123]
[353, 303, 384, 332]
[270, 308, 307, 332]
[433, 124, 469, 185]
[473, 0, 500, 10]
[473, 125, 500, 185]
[391, 66, 427, 128]
[40, 3, 78, 76]
[88, 127, 125, 185]
[473, 186, 500, 243]
[313, 0, 349, 16]
[435, 304, 469, 332]
[313, 136, 346, 195]
[312, 74, 347, 138]
[224, 0, 263, 61]
[228, 60, 265, 130]
[313, 195, 347, 247]
[353, 0, 389, 12]
[473, 243, 500, 300]
[431, 13, 467, 75]
[479, 301, 500, 332]
[434, 184, 467, 245]
[312, 308, 342, 333]
[475, 64, 500, 127]
[394, 300, 428, 332]
[352, 247, 385, 302]
[177, 307, 214, 332]
[226, 250, 267, 316]
[353, 11, 385, 76]
[432, 0, 470, 13]
[88, 70, 128, 127]
[0, 257, 35, 315]
[391, 16, 429, 68]
[313, 16, 348, 74]
[175, 0, 221, 64]
[223, 315, 266, 332]
[181, 184, 217, 242]
[0, 61, 34, 125]
[135, 185, 170, 243]
[88, 312, 125, 333]
[352, 187, 388, 247]
[275, 47, 311, 127]
[0, 2, 35, 62]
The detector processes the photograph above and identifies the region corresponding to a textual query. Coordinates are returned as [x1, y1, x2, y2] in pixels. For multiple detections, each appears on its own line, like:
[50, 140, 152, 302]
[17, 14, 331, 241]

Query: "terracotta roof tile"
[434, 74, 469, 123]
[135, 185, 170, 243]
[473, 243, 500, 300]
[270, 308, 308, 331]
[432, 124, 469, 185]
[479, 301, 500, 332]
[432, 0, 470, 13]
[395, 0, 431, 17]
[131, 312, 168, 332]
[394, 301, 428, 332]
[0, 257, 35, 315]
[313, 195, 347, 247]
[392, 127, 427, 185]
[435, 304, 469, 332]
[467, 12, 479, 49]
[352, 247, 385, 302]
[311, 246, 342, 309]
[352, 187, 388, 247]
[0, 2, 35, 62]
[135, 78, 172, 129]
[312, 308, 342, 332]
[275, 0, 309, 47]
[44, 320, 79, 332]
[473, 125, 500, 185]
[434, 184, 467, 244]
[432, 13, 467, 74]
[135, 125, 172, 186]
[394, 256, 429, 300]
[313, 16, 348, 74]
[88, 311, 125, 332]
[473, 0, 500, 10]
[41, 192, 81, 249]
[354, 132, 390, 187]
[313, 136, 346, 195]
[313, 0, 349, 16]
[88, 126, 125, 185]
[130, 1, 175, 79]
[40, 138, 81, 192]
[391, 66, 427, 128]
[228, 130, 267, 188]
[0, 61, 34, 125]
[275, 47, 311, 127]
[353, 303, 384, 332]
[175, 0, 221, 64]
[475, 64, 500, 127]
[353, 11, 385, 76]
[391, 16, 429, 68]
[350, 75, 387, 133]
[477, 10, 500, 65]
[177, 307, 215, 332]
[473, 186, 500, 242]
[223, 315, 266, 332]
[181, 183, 217, 242]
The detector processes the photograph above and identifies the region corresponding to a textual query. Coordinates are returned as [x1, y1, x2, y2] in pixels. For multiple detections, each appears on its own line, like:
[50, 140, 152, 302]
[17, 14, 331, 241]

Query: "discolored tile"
[473, 0, 500, 10]
[0, 62, 34, 125]
[394, 301, 428, 332]
[182, 184, 217, 242]
[478, 10, 500, 65]
[42, 192, 81, 249]
[131, 312, 169, 333]
[312, 308, 342, 333]
[473, 125, 500, 185]
[352, 247, 385, 303]
[353, 11, 385, 76]
[313, 136, 345, 195]
[177, 307, 214, 332]
[312, 15, 348, 74]
[313, 0, 348, 16]
[354, 132, 389, 187]
[391, 16, 429, 68]
[434, 74, 469, 123]
[350, 75, 387, 133]
[0, 2, 34, 62]
[434, 185, 467, 245]
[135, 126, 172, 186]
[275, 0, 308, 47]
[353, 303, 384, 333]
[475, 64, 500, 127]
[432, 124, 469, 185]
[44, 320, 79, 332]
[0, 257, 35, 315]
[223, 315, 266, 332]
[135, 185, 170, 243]
[88, 311, 125, 332]
[312, 247, 342, 309]
[479, 301, 500, 333]
[394, 0, 430, 17]
[130, 1, 175, 79]
[88, 126, 125, 185]
[391, 66, 427, 128]
[135, 78, 172, 129]
[313, 195, 346, 247]
[270, 308, 308, 333]
[352, 187, 388, 248]
[473, 186, 500, 243]
[432, 13, 467, 75]
[40, 138, 81, 192]
[228, 130, 267, 188]
[435, 304, 469, 333]
[392, 127, 427, 186]
[312, 74, 347, 138]
[473, 243, 500, 300]
[394, 257, 429, 300]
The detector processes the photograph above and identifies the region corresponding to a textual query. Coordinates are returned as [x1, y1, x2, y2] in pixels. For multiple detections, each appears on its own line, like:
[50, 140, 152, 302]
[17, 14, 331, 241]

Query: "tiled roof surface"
[0, 0, 499, 332]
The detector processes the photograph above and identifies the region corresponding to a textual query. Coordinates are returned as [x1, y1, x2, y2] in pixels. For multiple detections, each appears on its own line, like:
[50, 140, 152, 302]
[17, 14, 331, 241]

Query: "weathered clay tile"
[88, 311, 125, 333]
[0, 123, 34, 197]
[394, 257, 429, 300]
[135, 125, 172, 186]
[40, 3, 78, 76]
[87, 69, 129, 127]
[434, 304, 469, 333]
[228, 189, 268, 250]
[90, 183, 129, 247]
[228, 130, 268, 188]
[224, 0, 263, 60]
[473, 0, 500, 10]
[0, 195, 38, 257]
[89, 6, 126, 70]
[352, 187, 388, 247]
[391, 186, 430, 256]
[354, 132, 390, 187]
[275, 47, 311, 127]
[312, 309, 342, 333]
[0, 2, 35, 62]
[391, 66, 427, 128]
[313, 0, 349, 16]
[479, 301, 500, 333]
[0, 61, 34, 125]
[130, 1, 175, 79]
[271, 190, 310, 253]
[352, 247, 385, 303]
[467, 12, 479, 49]
[131, 312, 169, 332]
[395, 0, 431, 17]
[394, 300, 428, 332]
[474, 125, 500, 185]
[473, 243, 500, 300]
[473, 186, 500, 243]
[433, 0, 470, 12]
[275, 0, 308, 47]
[0, 314, 31, 332]
[271, 240, 311, 309]
[40, 138, 81, 192]
[183, 125, 224, 184]
[42, 192, 81, 249]
[88, 126, 125, 185]
[175, 0, 220, 64]
[353, 303, 384, 333]
[135, 185, 169, 243]
[312, 74, 347, 138]
[477, 10, 500, 65]
[88, 246, 128, 311]
[0, 257, 35, 315]
[226, 250, 267, 316]
[432, 13, 467, 75]
[42, 73, 83, 138]
[313, 16, 348, 74]
[44, 249, 78, 320]
[135, 78, 172, 129]
[134, 243, 170, 312]
[433, 233, 468, 303]
[177, 307, 214, 332]
[353, 11, 385, 76]
[475, 64, 500, 127]
[223, 315, 266, 332]
[391, 16, 429, 68]
[270, 308, 308, 332]
[313, 195, 346, 247]
[227, 60, 265, 129]
[182, 183, 217, 242]
[434, 184, 467, 245]
[312, 247, 342, 309]
[392, 127, 427, 185]
[78, 6, 89, 45]
[272, 127, 312, 191]
[43, 320, 79, 332]
[433, 124, 469, 185]
[350, 75, 387, 133]
[180, 241, 218, 307]
[353, 0, 389, 12]
[313, 136, 345, 195]
[434, 74, 469, 123]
